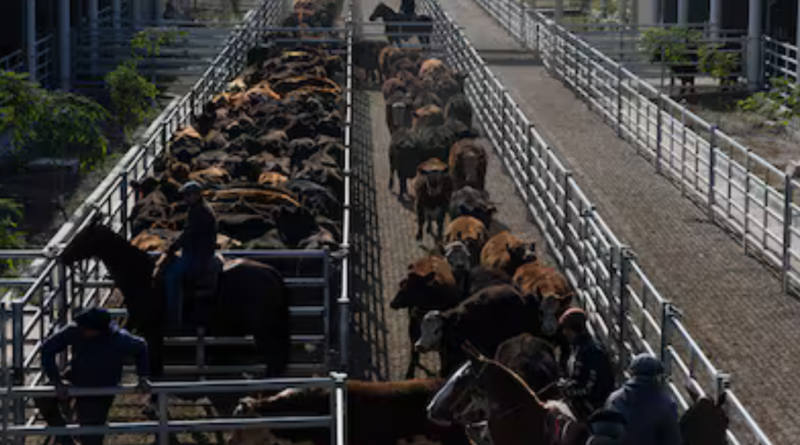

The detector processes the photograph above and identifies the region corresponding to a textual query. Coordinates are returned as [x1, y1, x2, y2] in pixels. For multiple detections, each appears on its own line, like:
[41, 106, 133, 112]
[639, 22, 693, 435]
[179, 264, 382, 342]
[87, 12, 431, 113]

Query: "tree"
[0, 198, 25, 275]
[105, 61, 158, 141]
[0, 71, 109, 169]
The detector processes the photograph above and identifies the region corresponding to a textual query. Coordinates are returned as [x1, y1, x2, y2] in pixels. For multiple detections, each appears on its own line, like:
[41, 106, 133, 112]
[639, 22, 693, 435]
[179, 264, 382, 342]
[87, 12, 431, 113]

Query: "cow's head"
[415, 310, 446, 352]
[229, 390, 301, 445]
[680, 384, 729, 445]
[539, 290, 572, 337]
[391, 269, 437, 309]
[444, 239, 471, 273]
[507, 240, 537, 266]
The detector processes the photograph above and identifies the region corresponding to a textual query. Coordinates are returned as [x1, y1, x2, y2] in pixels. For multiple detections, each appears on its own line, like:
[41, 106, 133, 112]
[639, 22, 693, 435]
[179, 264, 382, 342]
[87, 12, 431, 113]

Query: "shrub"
[105, 61, 158, 141]
[640, 27, 702, 65]
[0, 71, 109, 169]
[0, 198, 25, 274]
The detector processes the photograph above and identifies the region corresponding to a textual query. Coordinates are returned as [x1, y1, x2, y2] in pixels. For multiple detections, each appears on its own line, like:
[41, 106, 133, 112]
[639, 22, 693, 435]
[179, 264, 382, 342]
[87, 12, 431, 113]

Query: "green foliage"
[0, 71, 109, 168]
[699, 44, 740, 82]
[105, 61, 158, 140]
[131, 27, 189, 59]
[640, 27, 702, 64]
[0, 198, 25, 274]
[738, 77, 800, 125]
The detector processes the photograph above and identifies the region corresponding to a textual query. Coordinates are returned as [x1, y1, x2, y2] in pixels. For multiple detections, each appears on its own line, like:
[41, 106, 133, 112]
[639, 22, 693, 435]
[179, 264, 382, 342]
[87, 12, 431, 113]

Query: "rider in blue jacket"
[605, 353, 682, 445]
[38, 307, 150, 445]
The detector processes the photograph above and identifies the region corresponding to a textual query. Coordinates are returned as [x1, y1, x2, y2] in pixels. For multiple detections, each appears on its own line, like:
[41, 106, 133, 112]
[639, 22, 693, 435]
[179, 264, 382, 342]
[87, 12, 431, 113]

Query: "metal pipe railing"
[424, 0, 775, 442]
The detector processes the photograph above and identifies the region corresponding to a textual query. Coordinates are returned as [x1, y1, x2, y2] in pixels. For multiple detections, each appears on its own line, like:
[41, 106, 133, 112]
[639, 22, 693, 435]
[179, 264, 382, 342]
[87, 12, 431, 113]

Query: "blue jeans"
[165, 254, 206, 325]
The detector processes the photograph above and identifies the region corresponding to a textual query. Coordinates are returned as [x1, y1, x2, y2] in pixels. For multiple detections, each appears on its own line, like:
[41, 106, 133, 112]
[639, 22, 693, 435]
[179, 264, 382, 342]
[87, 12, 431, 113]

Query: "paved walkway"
[437, 0, 798, 442]
[348, 0, 548, 382]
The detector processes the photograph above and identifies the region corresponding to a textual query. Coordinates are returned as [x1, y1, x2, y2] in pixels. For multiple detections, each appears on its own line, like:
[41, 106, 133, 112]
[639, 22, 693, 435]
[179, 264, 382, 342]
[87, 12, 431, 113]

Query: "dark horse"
[428, 343, 729, 445]
[369, 2, 432, 46]
[59, 216, 291, 384]
[428, 343, 587, 445]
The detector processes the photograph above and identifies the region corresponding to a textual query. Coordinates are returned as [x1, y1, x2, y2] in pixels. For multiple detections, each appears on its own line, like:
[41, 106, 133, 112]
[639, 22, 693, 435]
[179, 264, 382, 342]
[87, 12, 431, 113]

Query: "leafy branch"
[0, 71, 109, 168]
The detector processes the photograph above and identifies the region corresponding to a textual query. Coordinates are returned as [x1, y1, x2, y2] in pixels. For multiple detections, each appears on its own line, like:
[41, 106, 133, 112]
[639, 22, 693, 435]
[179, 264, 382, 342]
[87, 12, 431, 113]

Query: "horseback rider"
[164, 181, 218, 325]
[38, 307, 150, 445]
[556, 308, 615, 420]
[400, 0, 415, 18]
[604, 353, 682, 445]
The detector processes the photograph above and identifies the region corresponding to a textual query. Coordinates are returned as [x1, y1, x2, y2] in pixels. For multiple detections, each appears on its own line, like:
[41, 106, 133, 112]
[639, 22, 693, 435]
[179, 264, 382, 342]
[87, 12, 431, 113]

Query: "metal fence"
[0, 375, 347, 445]
[764, 36, 798, 82]
[0, 34, 56, 88]
[421, 0, 774, 443]
[1, 0, 354, 440]
[479, 0, 800, 300]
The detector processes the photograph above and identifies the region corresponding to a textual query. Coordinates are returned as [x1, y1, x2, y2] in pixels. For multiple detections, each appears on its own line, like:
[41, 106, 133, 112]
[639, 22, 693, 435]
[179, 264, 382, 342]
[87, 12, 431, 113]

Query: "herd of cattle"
[129, 44, 347, 254]
[228, 44, 587, 445]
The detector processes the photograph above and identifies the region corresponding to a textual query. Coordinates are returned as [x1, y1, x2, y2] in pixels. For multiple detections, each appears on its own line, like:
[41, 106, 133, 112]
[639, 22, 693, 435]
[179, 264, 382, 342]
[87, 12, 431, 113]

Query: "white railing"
[0, 375, 347, 445]
[481, 0, 800, 304]
[1, 0, 354, 440]
[764, 36, 798, 82]
[422, 0, 774, 443]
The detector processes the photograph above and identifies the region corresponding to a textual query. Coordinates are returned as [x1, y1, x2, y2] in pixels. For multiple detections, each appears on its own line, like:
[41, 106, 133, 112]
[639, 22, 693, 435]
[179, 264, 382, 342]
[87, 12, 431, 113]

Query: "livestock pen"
[0, 0, 354, 442]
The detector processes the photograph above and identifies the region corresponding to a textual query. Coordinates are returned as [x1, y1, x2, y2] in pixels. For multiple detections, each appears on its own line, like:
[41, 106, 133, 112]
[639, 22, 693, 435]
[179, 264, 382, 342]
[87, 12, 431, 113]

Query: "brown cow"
[444, 216, 488, 268]
[415, 158, 454, 242]
[231, 379, 466, 445]
[188, 166, 231, 186]
[391, 255, 460, 378]
[513, 262, 574, 337]
[449, 139, 487, 190]
[412, 104, 445, 130]
[480, 231, 537, 276]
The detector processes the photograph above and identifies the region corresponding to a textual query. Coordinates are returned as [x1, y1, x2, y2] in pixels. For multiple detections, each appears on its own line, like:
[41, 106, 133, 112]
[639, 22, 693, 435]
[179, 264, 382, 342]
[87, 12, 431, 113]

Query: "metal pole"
[154, 0, 165, 24]
[619, 0, 628, 23]
[708, 126, 718, 219]
[89, 0, 99, 78]
[58, 0, 71, 90]
[112, 0, 123, 29]
[678, 0, 689, 25]
[659, 302, 675, 376]
[158, 392, 169, 445]
[616, 247, 631, 374]
[132, 0, 142, 28]
[119, 172, 129, 240]
[748, 0, 763, 89]
[709, 0, 722, 39]
[554, 0, 563, 23]
[11, 302, 24, 427]
[26, 0, 37, 82]
[783, 173, 794, 293]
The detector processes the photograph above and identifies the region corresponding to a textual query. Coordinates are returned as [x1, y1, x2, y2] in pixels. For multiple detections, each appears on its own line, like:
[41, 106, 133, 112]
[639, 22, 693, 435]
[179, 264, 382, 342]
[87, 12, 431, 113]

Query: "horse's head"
[680, 385, 729, 445]
[369, 2, 391, 21]
[427, 360, 490, 427]
[60, 213, 114, 265]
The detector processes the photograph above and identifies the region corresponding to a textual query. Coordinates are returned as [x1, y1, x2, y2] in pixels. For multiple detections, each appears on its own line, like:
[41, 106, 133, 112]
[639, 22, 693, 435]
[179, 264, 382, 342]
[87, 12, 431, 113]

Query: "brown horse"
[427, 343, 588, 445]
[59, 215, 291, 384]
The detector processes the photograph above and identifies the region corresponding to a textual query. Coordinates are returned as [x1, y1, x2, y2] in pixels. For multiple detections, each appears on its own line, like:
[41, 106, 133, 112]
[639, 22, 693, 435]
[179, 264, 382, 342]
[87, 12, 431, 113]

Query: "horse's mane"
[464, 341, 546, 406]
[543, 399, 575, 421]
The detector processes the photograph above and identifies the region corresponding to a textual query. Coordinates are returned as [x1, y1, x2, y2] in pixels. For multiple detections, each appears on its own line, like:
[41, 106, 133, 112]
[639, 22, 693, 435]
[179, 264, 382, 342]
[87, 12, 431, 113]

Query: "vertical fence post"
[561, 171, 573, 262]
[713, 372, 731, 405]
[323, 252, 331, 369]
[119, 171, 128, 240]
[331, 372, 347, 445]
[680, 99, 687, 196]
[0, 301, 8, 440]
[743, 152, 751, 254]
[783, 173, 794, 293]
[158, 391, 168, 445]
[11, 301, 23, 429]
[616, 64, 623, 138]
[656, 92, 663, 175]
[616, 247, 631, 376]
[708, 125, 718, 220]
[659, 301, 676, 377]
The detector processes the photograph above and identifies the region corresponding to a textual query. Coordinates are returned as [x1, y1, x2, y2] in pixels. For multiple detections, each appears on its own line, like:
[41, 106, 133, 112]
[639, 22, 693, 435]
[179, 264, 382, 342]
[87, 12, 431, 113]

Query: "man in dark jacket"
[556, 308, 615, 420]
[605, 353, 682, 445]
[400, 0, 415, 17]
[587, 409, 627, 445]
[164, 181, 218, 325]
[37, 307, 150, 445]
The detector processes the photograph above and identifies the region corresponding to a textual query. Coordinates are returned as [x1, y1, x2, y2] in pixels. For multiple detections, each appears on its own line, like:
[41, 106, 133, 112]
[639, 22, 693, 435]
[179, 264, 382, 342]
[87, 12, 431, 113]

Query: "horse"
[59, 215, 292, 386]
[427, 343, 588, 445]
[369, 2, 432, 47]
